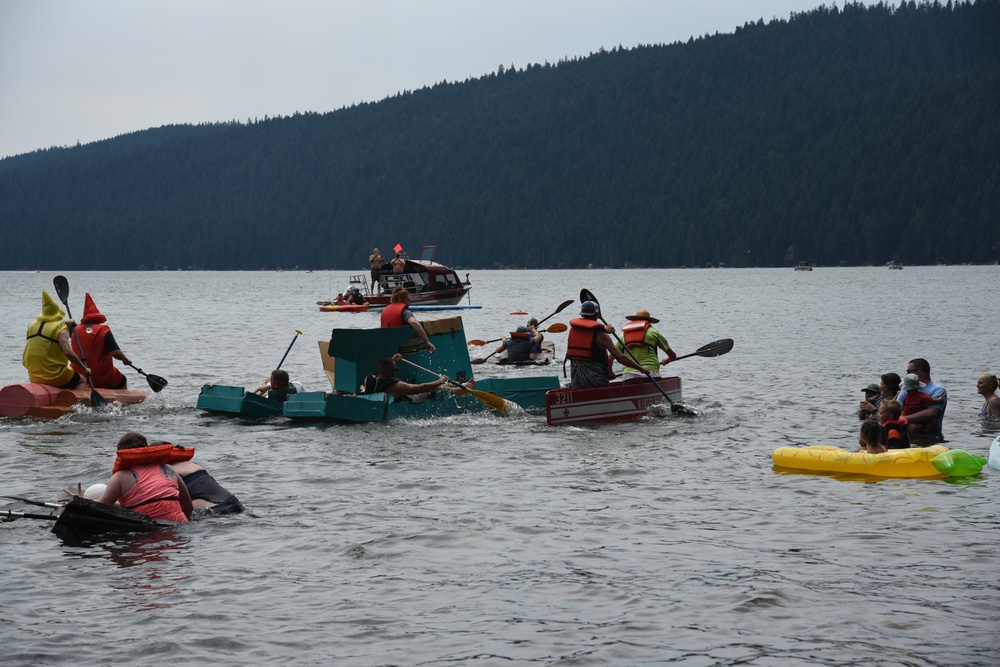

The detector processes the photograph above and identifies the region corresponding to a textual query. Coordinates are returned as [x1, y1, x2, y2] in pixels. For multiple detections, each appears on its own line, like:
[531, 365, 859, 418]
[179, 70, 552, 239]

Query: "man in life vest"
[566, 301, 650, 389]
[614, 309, 677, 385]
[380, 285, 436, 353]
[69, 293, 132, 389]
[22, 291, 92, 389]
[494, 325, 535, 362]
[92, 432, 193, 522]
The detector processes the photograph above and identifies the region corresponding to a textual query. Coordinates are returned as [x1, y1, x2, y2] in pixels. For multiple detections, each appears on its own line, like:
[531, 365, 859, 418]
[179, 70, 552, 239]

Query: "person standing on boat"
[613, 309, 677, 385]
[69, 293, 132, 389]
[975, 373, 1000, 418]
[94, 432, 192, 522]
[566, 301, 649, 389]
[380, 285, 436, 353]
[22, 290, 91, 389]
[390, 253, 407, 274]
[896, 358, 947, 439]
[369, 248, 385, 292]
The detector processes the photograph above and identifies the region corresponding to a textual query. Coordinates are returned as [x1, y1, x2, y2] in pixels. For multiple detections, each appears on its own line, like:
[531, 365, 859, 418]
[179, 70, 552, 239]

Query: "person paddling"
[614, 309, 676, 385]
[69, 293, 132, 389]
[22, 290, 92, 389]
[565, 301, 650, 389]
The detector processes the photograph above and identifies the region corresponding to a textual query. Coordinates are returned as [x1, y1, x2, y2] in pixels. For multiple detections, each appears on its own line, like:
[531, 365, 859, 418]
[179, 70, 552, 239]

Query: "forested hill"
[2, 0, 998, 270]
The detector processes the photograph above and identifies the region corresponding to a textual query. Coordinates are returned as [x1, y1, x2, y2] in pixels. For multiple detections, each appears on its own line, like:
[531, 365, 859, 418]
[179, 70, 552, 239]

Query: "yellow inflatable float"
[771, 445, 984, 478]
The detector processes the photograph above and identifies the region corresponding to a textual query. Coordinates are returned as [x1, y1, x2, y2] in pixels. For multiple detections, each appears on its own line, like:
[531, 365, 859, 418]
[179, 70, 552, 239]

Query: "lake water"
[1, 267, 998, 666]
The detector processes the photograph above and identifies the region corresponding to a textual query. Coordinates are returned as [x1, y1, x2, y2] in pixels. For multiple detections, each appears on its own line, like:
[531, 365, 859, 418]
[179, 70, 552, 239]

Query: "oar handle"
[392, 354, 458, 387]
[276, 330, 303, 370]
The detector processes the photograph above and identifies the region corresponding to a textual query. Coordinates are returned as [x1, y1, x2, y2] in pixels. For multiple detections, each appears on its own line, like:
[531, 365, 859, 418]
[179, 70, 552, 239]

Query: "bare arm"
[386, 377, 448, 399]
[58, 328, 90, 375]
[601, 333, 650, 373]
[404, 314, 437, 353]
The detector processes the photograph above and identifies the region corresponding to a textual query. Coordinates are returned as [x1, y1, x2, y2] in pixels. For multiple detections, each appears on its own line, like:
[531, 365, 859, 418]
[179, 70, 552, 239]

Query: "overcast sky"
[0, 1, 879, 159]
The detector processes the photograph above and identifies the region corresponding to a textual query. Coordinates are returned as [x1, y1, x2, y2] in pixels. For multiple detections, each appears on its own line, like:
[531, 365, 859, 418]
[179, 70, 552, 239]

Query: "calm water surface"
[1, 267, 998, 666]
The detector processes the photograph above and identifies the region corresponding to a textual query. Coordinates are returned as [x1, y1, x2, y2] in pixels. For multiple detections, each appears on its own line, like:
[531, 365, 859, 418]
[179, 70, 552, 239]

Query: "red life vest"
[509, 331, 531, 340]
[381, 303, 407, 328]
[113, 443, 195, 473]
[622, 320, 653, 350]
[566, 318, 605, 362]
[70, 323, 125, 389]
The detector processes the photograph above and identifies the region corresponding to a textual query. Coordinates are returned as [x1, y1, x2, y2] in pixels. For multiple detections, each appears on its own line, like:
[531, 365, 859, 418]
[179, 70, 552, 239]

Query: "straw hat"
[625, 309, 659, 324]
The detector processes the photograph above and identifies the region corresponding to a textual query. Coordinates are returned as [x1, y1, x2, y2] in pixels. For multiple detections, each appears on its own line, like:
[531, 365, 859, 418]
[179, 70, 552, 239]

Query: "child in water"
[858, 419, 886, 454]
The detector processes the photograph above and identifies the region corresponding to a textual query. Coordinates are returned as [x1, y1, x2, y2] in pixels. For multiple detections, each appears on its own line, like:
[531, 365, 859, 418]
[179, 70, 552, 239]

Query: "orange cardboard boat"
[0, 382, 148, 419]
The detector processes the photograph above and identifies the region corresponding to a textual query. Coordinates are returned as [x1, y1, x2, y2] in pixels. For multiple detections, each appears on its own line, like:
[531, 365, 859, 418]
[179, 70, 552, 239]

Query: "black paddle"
[535, 299, 574, 328]
[2, 510, 58, 521]
[663, 338, 734, 364]
[1, 495, 62, 508]
[580, 289, 693, 415]
[51, 276, 109, 410]
[125, 363, 168, 392]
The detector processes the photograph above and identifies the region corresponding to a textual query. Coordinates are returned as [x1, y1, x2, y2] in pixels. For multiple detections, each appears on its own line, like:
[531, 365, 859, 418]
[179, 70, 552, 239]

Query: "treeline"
[1, 0, 998, 270]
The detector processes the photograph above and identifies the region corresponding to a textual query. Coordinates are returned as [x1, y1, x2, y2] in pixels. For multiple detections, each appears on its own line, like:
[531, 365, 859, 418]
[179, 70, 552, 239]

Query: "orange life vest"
[381, 302, 407, 328]
[566, 319, 605, 362]
[622, 320, 653, 350]
[509, 331, 531, 340]
[113, 443, 195, 473]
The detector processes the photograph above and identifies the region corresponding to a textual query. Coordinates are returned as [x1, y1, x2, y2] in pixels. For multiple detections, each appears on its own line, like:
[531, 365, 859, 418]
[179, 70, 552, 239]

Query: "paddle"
[51, 276, 108, 410]
[662, 338, 734, 364]
[276, 330, 303, 370]
[2, 510, 58, 521]
[579, 289, 692, 415]
[125, 362, 168, 392]
[392, 354, 517, 415]
[468, 322, 567, 347]
[1, 495, 62, 508]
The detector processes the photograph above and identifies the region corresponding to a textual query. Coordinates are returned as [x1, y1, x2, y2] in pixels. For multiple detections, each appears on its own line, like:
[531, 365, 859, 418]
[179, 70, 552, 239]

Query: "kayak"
[771, 444, 986, 478]
[52, 496, 178, 535]
[0, 382, 148, 419]
[545, 377, 682, 425]
[319, 303, 370, 312]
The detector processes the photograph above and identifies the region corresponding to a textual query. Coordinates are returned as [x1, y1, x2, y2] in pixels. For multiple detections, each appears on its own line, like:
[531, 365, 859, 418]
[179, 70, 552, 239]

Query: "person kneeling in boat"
[566, 301, 650, 389]
[614, 309, 676, 385]
[90, 432, 192, 522]
[380, 285, 436, 353]
[69, 293, 133, 389]
[22, 290, 93, 390]
[363, 357, 473, 402]
[494, 325, 535, 362]
[254, 369, 300, 402]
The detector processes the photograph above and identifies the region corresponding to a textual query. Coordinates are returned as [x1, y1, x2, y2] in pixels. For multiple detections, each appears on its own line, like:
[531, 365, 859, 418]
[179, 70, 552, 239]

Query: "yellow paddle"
[392, 354, 516, 415]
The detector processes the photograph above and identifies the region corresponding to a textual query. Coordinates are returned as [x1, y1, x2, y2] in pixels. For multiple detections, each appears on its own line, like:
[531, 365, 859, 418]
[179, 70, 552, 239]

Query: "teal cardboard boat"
[199, 316, 560, 422]
[196, 384, 285, 418]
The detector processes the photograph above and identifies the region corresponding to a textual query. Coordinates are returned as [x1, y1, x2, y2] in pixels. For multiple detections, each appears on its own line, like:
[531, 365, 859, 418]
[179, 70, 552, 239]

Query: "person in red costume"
[379, 285, 436, 353]
[70, 293, 132, 389]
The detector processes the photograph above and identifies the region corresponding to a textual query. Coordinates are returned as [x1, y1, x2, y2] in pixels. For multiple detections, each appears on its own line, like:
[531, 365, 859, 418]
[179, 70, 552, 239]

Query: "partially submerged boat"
[545, 377, 682, 426]
[52, 496, 179, 535]
[348, 245, 471, 306]
[0, 382, 148, 419]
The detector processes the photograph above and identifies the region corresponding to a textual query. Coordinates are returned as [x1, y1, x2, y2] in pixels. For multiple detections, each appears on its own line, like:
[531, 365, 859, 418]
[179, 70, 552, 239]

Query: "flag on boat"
[394, 243, 403, 253]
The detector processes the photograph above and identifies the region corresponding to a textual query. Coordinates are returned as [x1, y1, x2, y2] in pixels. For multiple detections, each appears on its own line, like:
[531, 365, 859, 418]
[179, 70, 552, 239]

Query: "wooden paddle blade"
[470, 358, 487, 365]
[543, 323, 567, 333]
[467, 340, 488, 346]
